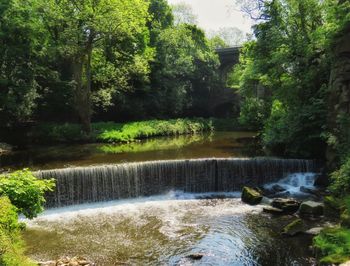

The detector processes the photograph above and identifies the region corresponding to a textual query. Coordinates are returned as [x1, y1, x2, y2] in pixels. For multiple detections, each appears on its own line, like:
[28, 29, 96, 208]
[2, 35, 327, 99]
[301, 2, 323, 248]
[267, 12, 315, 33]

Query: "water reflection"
[0, 132, 258, 170]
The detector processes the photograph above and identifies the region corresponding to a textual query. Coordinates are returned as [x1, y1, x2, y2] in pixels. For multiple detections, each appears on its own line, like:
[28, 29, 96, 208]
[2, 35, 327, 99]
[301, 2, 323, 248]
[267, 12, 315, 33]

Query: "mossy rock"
[282, 219, 305, 236]
[241, 186, 263, 205]
[271, 198, 300, 213]
[299, 201, 324, 216]
[324, 196, 342, 217]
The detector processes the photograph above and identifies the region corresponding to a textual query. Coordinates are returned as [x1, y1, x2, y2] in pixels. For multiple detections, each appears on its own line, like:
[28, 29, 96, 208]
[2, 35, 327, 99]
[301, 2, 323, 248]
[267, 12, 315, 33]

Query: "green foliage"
[239, 98, 269, 130]
[0, 196, 36, 266]
[314, 227, 350, 264]
[232, 0, 335, 158]
[330, 156, 350, 196]
[31, 118, 215, 144]
[0, 169, 55, 219]
[97, 118, 214, 143]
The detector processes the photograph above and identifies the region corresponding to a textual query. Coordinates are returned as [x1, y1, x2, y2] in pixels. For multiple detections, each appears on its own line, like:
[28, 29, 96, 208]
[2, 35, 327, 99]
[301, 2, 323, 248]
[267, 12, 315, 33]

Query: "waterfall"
[35, 158, 316, 208]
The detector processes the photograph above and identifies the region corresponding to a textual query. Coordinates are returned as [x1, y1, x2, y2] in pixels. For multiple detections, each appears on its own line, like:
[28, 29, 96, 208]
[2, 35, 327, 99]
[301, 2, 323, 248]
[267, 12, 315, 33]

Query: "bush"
[314, 227, 350, 264]
[330, 156, 350, 196]
[97, 118, 214, 143]
[239, 98, 269, 130]
[0, 196, 36, 266]
[0, 169, 55, 219]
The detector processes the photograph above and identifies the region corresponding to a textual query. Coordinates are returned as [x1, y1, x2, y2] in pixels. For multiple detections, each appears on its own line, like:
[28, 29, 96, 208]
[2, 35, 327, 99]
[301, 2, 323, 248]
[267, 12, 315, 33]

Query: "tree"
[233, 0, 331, 158]
[208, 27, 247, 46]
[171, 2, 198, 25]
[0, 0, 45, 126]
[40, 0, 150, 133]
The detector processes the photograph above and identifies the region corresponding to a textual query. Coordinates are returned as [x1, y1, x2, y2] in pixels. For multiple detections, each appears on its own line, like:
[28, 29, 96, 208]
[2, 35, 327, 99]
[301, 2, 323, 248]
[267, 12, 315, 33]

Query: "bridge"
[207, 47, 241, 117]
[215, 46, 241, 81]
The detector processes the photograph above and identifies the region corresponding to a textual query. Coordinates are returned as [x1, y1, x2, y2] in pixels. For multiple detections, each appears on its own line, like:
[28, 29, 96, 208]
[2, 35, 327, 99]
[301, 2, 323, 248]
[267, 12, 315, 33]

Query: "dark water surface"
[0, 132, 258, 170]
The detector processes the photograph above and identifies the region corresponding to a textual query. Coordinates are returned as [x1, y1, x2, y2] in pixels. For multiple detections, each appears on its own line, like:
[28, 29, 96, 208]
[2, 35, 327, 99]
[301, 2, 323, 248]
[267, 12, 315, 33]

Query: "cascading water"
[35, 158, 316, 208]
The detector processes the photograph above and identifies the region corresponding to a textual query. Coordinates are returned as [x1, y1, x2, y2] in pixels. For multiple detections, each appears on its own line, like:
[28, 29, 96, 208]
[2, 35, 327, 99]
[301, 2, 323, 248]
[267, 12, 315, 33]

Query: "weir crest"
[35, 158, 316, 208]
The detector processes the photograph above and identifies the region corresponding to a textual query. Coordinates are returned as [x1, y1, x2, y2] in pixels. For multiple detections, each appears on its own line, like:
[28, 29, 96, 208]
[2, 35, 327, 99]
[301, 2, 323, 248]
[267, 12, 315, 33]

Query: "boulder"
[304, 227, 323, 236]
[324, 196, 342, 217]
[262, 184, 286, 197]
[300, 186, 319, 196]
[299, 201, 324, 216]
[241, 186, 263, 205]
[282, 219, 305, 236]
[263, 206, 284, 214]
[271, 198, 301, 213]
[313, 173, 330, 188]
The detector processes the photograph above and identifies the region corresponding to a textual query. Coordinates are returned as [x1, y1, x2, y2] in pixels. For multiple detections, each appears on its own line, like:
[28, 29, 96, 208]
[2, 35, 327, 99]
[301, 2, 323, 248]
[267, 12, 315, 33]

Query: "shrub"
[97, 118, 214, 143]
[314, 227, 350, 264]
[0, 169, 55, 219]
[0, 196, 36, 266]
[330, 156, 350, 196]
[239, 97, 269, 130]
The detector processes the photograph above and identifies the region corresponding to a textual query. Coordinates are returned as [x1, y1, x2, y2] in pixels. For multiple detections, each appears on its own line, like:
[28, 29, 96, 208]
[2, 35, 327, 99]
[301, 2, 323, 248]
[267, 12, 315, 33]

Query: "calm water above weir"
[0, 132, 257, 170]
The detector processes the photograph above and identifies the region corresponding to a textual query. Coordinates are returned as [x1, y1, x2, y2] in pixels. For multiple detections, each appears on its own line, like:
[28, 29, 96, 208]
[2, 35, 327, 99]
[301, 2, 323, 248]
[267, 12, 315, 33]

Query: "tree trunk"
[72, 51, 92, 135]
[327, 24, 350, 169]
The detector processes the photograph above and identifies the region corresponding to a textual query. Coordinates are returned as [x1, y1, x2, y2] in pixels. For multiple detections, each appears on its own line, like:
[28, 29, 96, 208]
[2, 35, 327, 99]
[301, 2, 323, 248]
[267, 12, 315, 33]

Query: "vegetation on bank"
[0, 196, 36, 266]
[0, 170, 54, 265]
[30, 118, 243, 144]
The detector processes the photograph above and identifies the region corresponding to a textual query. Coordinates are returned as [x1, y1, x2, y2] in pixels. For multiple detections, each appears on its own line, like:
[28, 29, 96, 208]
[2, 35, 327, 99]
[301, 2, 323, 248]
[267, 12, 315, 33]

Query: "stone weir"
[35, 158, 316, 208]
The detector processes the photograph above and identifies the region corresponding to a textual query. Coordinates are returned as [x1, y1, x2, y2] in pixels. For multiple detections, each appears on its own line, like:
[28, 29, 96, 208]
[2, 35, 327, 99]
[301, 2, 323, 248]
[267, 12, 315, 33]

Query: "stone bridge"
[207, 47, 241, 117]
[216, 46, 241, 81]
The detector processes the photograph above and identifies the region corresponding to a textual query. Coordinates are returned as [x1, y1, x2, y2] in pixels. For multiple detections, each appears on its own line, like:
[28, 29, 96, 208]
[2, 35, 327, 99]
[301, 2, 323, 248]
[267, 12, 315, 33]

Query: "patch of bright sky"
[167, 0, 253, 34]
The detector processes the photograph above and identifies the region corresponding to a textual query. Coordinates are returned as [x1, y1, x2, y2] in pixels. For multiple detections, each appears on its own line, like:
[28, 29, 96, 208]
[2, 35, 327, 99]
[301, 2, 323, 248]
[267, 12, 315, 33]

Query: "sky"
[167, 0, 253, 34]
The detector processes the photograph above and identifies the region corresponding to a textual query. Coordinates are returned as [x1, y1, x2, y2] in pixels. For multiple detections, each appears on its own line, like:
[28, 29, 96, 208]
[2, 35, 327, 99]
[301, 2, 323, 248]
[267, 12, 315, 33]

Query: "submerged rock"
[299, 186, 319, 196]
[241, 186, 263, 205]
[271, 198, 301, 213]
[282, 219, 305, 236]
[263, 184, 286, 196]
[38, 257, 95, 266]
[187, 253, 205, 260]
[263, 206, 284, 214]
[299, 201, 324, 216]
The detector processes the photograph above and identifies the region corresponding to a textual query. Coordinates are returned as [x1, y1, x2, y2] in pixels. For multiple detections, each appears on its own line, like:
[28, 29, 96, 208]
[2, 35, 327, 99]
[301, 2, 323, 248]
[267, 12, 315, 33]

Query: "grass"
[32, 118, 242, 144]
[96, 118, 213, 143]
[0, 196, 36, 266]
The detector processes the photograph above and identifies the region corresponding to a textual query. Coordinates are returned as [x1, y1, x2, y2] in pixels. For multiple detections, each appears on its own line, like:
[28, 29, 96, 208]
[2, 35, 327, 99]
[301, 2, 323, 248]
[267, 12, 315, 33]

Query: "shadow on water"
[0, 131, 259, 170]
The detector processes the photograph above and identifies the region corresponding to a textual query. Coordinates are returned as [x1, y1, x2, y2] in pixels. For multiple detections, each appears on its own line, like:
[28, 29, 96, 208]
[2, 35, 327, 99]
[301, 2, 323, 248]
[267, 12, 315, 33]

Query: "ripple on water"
[22, 192, 315, 265]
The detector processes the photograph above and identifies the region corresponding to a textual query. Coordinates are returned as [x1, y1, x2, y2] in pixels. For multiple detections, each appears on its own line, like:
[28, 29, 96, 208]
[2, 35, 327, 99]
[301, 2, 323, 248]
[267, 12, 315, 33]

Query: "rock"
[187, 253, 204, 260]
[241, 186, 263, 205]
[271, 198, 301, 213]
[262, 184, 286, 197]
[300, 186, 319, 195]
[282, 219, 305, 236]
[263, 206, 284, 214]
[0, 143, 12, 154]
[340, 261, 350, 266]
[304, 227, 323, 236]
[39, 257, 95, 266]
[324, 195, 342, 217]
[299, 201, 324, 216]
[313, 173, 330, 187]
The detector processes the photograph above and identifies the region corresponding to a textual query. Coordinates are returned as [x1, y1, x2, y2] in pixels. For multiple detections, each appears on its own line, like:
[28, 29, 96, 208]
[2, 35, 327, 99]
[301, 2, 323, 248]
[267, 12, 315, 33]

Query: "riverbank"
[27, 118, 242, 145]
